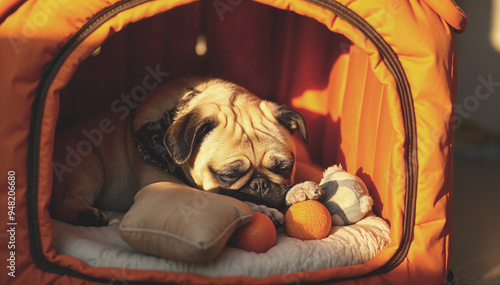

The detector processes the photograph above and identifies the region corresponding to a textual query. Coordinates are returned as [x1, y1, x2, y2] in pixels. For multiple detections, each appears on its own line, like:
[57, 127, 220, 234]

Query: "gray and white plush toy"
[319, 164, 373, 226]
[288, 164, 373, 226]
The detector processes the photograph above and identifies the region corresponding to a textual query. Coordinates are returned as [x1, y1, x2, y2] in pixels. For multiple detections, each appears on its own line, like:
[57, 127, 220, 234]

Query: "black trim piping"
[27, 0, 154, 282]
[304, 0, 419, 277]
[0, 0, 27, 25]
[26, 0, 418, 283]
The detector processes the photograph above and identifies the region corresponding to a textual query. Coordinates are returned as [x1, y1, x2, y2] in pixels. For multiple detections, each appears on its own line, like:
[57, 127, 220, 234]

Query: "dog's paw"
[77, 208, 109, 227]
[285, 181, 323, 206]
[244, 202, 284, 228]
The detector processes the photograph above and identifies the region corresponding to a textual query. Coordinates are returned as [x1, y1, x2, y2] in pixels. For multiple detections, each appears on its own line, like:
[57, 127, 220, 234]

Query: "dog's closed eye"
[209, 162, 249, 187]
[268, 154, 294, 179]
[213, 170, 244, 186]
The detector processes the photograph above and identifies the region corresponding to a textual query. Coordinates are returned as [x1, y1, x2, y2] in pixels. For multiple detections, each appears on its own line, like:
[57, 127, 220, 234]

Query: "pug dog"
[50, 77, 322, 227]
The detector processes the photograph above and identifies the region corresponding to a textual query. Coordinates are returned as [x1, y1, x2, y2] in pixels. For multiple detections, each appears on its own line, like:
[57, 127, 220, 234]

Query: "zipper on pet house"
[304, 0, 418, 276]
[27, 0, 418, 282]
[28, 0, 156, 282]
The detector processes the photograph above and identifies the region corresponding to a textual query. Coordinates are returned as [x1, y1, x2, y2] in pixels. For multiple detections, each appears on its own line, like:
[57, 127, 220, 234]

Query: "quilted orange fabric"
[0, 0, 465, 284]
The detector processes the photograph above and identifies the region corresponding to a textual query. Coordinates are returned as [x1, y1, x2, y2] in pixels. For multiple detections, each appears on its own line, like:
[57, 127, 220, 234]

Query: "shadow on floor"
[451, 156, 500, 284]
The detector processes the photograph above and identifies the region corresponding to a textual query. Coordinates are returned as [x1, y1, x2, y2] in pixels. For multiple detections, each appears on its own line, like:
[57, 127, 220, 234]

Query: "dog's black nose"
[249, 176, 270, 193]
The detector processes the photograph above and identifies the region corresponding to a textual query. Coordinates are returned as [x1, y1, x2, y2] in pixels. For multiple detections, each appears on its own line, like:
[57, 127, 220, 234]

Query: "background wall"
[456, 0, 500, 136]
[452, 1, 500, 284]
[454, 0, 500, 165]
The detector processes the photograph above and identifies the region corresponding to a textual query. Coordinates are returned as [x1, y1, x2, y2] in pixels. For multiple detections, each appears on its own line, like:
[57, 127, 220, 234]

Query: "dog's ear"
[275, 106, 308, 143]
[164, 110, 218, 165]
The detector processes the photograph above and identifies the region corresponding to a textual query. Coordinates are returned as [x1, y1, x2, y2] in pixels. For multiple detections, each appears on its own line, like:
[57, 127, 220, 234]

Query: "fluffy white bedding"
[51, 212, 390, 277]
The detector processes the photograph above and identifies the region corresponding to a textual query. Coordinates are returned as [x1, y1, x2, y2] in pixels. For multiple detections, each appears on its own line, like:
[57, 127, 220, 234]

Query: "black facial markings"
[209, 161, 250, 187]
[163, 109, 217, 165]
[134, 110, 177, 173]
[134, 87, 213, 186]
[268, 153, 295, 179]
[275, 106, 308, 143]
[134, 87, 201, 172]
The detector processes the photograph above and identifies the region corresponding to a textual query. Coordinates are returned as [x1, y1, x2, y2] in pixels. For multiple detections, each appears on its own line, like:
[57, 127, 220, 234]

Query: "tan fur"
[50, 78, 311, 227]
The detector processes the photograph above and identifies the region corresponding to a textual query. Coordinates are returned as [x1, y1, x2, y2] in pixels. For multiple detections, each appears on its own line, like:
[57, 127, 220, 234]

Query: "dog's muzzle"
[249, 176, 270, 194]
[211, 176, 287, 209]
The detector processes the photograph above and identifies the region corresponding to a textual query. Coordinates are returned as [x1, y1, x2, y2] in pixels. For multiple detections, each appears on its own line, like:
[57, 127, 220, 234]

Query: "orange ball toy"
[230, 212, 276, 253]
[285, 200, 332, 240]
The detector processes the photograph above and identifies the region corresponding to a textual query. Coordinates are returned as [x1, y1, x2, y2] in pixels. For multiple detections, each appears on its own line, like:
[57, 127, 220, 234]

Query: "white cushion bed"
[51, 211, 390, 277]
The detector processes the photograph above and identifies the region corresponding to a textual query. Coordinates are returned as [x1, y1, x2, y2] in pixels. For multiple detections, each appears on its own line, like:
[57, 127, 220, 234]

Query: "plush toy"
[319, 164, 373, 226]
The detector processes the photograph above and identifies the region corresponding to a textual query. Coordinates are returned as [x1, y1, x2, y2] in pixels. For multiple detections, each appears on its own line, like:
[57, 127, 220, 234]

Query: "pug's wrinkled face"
[164, 80, 307, 209]
[190, 119, 298, 209]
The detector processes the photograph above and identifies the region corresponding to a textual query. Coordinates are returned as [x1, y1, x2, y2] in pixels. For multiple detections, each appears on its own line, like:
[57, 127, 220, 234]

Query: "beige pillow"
[119, 182, 252, 262]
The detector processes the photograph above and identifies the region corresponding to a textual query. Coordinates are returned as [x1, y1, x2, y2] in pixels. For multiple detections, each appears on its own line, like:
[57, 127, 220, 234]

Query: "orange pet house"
[0, 0, 466, 284]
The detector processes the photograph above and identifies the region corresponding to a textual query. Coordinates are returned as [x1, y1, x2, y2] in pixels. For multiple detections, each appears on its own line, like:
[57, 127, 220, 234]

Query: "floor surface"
[451, 158, 500, 284]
